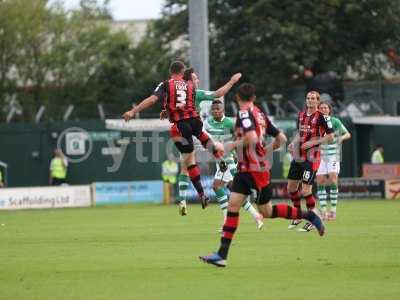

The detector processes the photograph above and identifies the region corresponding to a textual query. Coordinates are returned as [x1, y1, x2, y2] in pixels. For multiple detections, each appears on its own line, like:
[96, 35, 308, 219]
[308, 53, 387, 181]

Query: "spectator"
[371, 145, 384, 164]
[162, 154, 179, 204]
[49, 149, 68, 185]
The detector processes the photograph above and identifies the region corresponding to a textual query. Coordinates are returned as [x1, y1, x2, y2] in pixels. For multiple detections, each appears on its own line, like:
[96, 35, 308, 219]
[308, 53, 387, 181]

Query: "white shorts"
[214, 162, 236, 183]
[317, 156, 340, 175]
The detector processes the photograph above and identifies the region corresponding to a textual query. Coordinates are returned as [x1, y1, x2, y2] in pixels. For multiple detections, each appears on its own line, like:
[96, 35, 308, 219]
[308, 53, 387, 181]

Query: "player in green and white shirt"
[316, 102, 351, 220]
[174, 69, 242, 216]
[204, 100, 264, 230]
[196, 89, 217, 120]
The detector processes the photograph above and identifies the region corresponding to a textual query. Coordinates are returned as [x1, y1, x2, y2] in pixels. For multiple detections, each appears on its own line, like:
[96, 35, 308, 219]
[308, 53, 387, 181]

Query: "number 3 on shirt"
[176, 90, 186, 107]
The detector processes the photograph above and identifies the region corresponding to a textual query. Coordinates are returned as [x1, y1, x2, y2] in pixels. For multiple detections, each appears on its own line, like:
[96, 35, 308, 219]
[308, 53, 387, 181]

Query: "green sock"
[178, 174, 190, 204]
[215, 187, 228, 217]
[329, 184, 338, 212]
[317, 185, 327, 212]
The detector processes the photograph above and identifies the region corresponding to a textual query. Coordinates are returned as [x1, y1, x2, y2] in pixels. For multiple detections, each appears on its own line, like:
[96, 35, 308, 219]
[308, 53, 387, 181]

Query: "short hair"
[183, 68, 194, 81]
[237, 83, 256, 102]
[318, 101, 333, 115]
[212, 100, 223, 105]
[169, 61, 185, 75]
[307, 90, 321, 101]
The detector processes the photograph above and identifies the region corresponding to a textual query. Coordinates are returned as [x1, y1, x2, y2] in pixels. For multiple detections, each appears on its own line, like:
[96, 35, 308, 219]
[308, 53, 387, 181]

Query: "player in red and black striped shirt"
[199, 84, 325, 267]
[287, 91, 335, 231]
[123, 61, 239, 211]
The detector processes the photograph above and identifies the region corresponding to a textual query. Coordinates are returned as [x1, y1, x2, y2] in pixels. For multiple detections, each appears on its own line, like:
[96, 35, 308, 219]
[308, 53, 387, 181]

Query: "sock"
[271, 203, 302, 219]
[187, 164, 204, 197]
[329, 184, 338, 212]
[178, 174, 190, 204]
[290, 191, 301, 210]
[215, 187, 228, 217]
[317, 185, 327, 212]
[242, 197, 260, 221]
[196, 131, 222, 159]
[217, 211, 239, 260]
[304, 193, 316, 210]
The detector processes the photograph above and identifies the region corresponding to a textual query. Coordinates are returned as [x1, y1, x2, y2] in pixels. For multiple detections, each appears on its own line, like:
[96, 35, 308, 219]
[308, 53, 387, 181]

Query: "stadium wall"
[0, 119, 398, 187]
[0, 121, 170, 187]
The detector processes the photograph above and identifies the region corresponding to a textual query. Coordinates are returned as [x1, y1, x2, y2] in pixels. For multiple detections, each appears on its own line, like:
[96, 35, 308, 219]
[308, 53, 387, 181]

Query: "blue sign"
[94, 181, 163, 205]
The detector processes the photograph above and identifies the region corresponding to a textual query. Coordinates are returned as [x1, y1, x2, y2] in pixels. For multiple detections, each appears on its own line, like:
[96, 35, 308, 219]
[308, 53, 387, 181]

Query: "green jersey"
[320, 116, 348, 159]
[204, 116, 235, 163]
[195, 89, 215, 119]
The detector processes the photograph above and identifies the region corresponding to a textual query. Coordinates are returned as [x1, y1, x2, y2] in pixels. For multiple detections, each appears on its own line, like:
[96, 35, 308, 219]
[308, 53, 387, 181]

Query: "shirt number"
[303, 171, 311, 181]
[176, 90, 186, 107]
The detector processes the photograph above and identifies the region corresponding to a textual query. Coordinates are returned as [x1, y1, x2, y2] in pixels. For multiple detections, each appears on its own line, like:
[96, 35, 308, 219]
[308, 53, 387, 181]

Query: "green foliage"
[1, 0, 399, 121]
[0, 0, 172, 122]
[154, 0, 400, 98]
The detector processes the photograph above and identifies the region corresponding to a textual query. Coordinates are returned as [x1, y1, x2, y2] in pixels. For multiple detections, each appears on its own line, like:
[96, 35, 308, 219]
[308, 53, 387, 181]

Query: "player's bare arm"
[337, 132, 351, 144]
[224, 130, 258, 153]
[265, 132, 287, 153]
[301, 133, 335, 150]
[214, 73, 242, 98]
[123, 95, 159, 121]
[288, 133, 300, 154]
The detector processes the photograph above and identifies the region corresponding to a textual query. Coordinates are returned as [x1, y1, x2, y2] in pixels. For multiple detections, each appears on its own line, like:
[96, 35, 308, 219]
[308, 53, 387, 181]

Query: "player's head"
[306, 91, 321, 109]
[236, 83, 256, 103]
[169, 61, 185, 76]
[211, 100, 224, 120]
[376, 144, 384, 152]
[318, 101, 333, 116]
[183, 67, 199, 88]
[54, 148, 62, 157]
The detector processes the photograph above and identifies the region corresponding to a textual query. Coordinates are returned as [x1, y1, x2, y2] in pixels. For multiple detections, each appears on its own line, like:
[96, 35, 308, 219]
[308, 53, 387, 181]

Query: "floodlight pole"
[189, 0, 210, 90]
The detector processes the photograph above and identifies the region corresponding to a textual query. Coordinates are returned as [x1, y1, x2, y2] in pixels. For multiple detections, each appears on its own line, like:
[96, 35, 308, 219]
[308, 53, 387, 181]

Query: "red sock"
[187, 164, 204, 196]
[290, 191, 301, 210]
[271, 203, 302, 219]
[197, 132, 222, 159]
[304, 194, 316, 210]
[218, 211, 239, 259]
[197, 131, 211, 149]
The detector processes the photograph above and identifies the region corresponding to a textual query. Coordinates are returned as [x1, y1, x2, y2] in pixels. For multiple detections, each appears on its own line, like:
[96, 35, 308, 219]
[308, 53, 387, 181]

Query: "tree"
[0, 0, 135, 121]
[153, 0, 400, 99]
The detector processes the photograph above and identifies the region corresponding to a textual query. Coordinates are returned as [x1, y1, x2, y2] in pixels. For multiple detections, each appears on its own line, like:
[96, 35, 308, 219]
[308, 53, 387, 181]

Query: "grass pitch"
[1, 200, 400, 300]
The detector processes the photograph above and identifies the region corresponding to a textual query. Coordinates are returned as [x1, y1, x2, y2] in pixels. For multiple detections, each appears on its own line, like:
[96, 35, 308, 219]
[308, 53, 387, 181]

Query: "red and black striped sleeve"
[265, 116, 280, 137]
[318, 113, 334, 134]
[237, 109, 256, 132]
[296, 112, 301, 130]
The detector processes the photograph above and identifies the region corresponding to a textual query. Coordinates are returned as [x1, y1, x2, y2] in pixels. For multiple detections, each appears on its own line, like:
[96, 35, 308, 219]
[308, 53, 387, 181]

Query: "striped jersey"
[297, 110, 334, 168]
[204, 116, 235, 163]
[235, 106, 280, 189]
[235, 106, 279, 174]
[153, 79, 199, 123]
[320, 116, 348, 159]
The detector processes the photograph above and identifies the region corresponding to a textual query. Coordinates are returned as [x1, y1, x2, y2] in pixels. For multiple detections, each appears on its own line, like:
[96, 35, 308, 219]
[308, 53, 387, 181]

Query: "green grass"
[1, 200, 400, 300]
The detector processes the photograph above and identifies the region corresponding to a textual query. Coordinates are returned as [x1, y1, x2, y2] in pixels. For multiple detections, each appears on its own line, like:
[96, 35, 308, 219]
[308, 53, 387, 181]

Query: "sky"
[61, 0, 166, 20]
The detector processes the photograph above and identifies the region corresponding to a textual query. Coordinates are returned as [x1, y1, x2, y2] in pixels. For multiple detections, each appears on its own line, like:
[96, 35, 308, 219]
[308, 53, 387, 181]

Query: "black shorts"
[170, 117, 204, 154]
[287, 160, 316, 185]
[231, 172, 272, 205]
